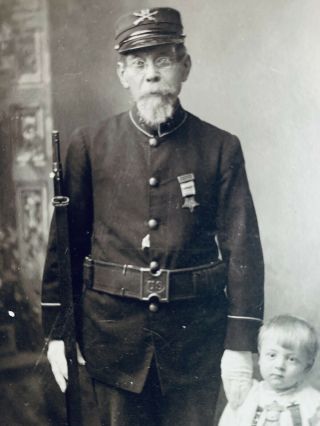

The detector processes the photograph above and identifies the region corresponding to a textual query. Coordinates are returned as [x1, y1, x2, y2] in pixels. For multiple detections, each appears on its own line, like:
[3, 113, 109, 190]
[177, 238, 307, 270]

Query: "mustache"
[138, 88, 175, 99]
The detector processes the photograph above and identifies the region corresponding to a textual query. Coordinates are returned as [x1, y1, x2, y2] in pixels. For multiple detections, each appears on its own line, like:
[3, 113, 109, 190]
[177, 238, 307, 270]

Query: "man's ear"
[117, 61, 129, 89]
[181, 54, 192, 82]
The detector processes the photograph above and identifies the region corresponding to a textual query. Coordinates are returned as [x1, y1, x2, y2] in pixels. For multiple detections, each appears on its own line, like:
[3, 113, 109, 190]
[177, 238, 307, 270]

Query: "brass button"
[149, 177, 159, 187]
[150, 260, 159, 272]
[149, 302, 159, 312]
[148, 218, 158, 229]
[149, 137, 159, 147]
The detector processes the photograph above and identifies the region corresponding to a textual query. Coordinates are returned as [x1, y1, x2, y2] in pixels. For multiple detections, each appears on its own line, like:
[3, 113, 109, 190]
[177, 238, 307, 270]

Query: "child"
[218, 314, 320, 426]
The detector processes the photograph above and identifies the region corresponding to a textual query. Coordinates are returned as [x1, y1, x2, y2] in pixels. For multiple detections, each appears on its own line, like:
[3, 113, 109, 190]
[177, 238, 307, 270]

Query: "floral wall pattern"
[0, 0, 52, 353]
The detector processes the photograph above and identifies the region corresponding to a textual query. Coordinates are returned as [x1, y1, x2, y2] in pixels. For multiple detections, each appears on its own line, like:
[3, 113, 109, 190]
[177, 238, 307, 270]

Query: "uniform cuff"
[41, 305, 65, 340]
[224, 316, 262, 352]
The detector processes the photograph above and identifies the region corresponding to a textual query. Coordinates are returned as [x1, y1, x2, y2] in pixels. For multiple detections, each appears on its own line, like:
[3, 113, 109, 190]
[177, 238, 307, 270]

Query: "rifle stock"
[51, 130, 82, 426]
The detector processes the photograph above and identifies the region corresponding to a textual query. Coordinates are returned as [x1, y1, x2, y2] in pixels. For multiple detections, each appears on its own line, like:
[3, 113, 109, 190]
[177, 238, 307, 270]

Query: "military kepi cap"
[114, 7, 185, 53]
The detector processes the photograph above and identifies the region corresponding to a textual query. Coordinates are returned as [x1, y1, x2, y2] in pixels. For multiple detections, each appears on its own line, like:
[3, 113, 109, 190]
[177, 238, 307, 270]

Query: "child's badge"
[177, 173, 200, 213]
[264, 401, 284, 425]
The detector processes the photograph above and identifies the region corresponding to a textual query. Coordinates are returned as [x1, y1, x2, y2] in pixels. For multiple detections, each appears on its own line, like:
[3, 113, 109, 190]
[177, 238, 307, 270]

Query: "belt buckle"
[140, 269, 170, 302]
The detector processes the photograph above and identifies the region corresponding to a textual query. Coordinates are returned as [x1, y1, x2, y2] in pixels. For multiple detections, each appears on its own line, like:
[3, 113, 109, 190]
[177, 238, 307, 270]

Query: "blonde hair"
[258, 314, 318, 368]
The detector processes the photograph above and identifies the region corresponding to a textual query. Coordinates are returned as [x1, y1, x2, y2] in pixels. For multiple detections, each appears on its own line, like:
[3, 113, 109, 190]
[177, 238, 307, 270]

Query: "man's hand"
[220, 349, 253, 409]
[47, 340, 86, 393]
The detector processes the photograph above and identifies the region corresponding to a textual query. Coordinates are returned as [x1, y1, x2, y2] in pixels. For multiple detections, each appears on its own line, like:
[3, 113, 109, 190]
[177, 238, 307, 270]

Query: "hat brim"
[115, 34, 185, 54]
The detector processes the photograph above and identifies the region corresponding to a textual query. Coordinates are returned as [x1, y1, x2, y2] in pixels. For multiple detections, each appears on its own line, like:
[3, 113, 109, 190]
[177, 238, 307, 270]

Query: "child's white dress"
[218, 380, 320, 426]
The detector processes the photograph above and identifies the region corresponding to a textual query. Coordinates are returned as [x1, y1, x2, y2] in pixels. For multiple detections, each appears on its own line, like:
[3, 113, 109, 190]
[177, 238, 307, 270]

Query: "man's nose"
[144, 61, 161, 82]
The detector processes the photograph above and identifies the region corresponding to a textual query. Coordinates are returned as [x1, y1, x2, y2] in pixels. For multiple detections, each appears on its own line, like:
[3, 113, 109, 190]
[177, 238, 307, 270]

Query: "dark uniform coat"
[42, 103, 264, 394]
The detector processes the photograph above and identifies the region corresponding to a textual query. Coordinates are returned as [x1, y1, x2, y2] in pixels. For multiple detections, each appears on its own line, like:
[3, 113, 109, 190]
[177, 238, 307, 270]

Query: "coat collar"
[129, 100, 188, 138]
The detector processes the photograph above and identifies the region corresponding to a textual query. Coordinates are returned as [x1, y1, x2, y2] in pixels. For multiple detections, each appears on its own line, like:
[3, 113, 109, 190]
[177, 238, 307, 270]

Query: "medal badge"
[264, 401, 284, 425]
[177, 173, 200, 213]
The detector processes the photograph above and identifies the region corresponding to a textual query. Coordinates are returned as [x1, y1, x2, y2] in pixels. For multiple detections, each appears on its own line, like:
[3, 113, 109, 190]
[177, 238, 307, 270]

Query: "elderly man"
[42, 7, 264, 426]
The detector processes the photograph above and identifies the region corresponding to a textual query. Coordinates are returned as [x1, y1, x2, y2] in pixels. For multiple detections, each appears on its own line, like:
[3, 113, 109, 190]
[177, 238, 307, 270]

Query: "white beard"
[136, 94, 175, 127]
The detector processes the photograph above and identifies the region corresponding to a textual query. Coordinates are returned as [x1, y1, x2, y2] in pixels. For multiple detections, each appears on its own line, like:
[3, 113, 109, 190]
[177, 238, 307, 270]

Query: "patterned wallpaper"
[0, 0, 52, 350]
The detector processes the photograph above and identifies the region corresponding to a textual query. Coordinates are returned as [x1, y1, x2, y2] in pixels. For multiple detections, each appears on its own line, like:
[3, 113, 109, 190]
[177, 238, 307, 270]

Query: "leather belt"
[83, 257, 226, 303]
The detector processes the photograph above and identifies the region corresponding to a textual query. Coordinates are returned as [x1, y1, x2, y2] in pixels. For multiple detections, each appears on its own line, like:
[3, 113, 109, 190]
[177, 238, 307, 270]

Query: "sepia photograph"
[0, 1, 319, 425]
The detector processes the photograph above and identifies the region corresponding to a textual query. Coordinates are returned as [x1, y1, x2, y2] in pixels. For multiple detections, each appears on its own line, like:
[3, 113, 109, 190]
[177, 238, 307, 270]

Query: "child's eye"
[267, 352, 276, 358]
[288, 356, 298, 363]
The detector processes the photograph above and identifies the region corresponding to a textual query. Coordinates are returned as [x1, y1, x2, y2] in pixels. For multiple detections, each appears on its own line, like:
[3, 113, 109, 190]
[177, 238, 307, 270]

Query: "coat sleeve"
[41, 127, 93, 340]
[216, 135, 264, 351]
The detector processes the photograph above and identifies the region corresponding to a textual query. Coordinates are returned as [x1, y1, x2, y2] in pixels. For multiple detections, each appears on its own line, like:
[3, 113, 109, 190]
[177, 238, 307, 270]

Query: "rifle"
[51, 130, 82, 426]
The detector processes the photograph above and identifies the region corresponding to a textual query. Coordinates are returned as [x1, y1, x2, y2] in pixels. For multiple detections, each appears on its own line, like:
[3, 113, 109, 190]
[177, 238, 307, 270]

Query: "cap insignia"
[133, 9, 158, 26]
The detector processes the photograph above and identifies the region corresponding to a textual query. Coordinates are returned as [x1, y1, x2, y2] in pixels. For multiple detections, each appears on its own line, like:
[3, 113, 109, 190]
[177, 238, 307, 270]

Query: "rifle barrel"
[51, 130, 82, 426]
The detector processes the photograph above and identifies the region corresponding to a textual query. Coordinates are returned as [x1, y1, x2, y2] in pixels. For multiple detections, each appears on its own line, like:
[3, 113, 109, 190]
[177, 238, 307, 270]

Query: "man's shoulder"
[186, 111, 237, 140]
[93, 110, 130, 136]
[69, 111, 130, 145]
[185, 111, 243, 163]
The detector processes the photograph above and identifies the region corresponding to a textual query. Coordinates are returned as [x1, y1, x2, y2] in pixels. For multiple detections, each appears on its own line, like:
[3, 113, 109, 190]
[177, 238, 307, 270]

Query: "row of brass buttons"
[148, 218, 158, 229]
[149, 302, 159, 312]
[149, 176, 158, 187]
[149, 137, 159, 147]
[149, 137, 160, 312]
[150, 260, 159, 272]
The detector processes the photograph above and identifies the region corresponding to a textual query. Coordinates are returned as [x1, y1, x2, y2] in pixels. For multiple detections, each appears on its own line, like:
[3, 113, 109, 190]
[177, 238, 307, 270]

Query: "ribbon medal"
[177, 173, 200, 212]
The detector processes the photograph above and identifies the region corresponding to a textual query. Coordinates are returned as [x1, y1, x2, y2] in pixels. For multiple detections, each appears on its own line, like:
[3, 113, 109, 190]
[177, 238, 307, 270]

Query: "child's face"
[259, 335, 310, 392]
